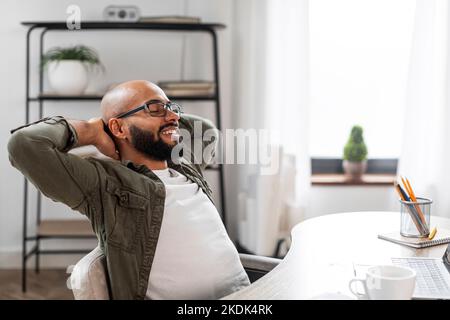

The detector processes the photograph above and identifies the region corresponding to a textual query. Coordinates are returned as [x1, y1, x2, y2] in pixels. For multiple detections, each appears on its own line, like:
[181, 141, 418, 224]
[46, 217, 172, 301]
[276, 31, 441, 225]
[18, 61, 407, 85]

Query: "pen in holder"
[399, 197, 431, 238]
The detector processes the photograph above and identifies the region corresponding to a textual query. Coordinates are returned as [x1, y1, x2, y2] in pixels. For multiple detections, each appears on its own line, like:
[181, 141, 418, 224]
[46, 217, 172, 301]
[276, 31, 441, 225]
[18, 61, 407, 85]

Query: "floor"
[0, 269, 73, 300]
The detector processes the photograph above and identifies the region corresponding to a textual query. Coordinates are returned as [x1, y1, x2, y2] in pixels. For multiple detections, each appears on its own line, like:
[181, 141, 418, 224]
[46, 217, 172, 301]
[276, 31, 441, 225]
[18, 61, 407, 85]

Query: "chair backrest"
[70, 246, 109, 300]
[70, 247, 280, 299]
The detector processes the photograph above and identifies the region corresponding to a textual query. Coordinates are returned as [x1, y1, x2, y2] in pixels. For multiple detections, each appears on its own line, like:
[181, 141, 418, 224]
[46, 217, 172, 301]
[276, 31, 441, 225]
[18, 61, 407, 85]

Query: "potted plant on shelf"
[343, 125, 368, 181]
[42, 45, 102, 95]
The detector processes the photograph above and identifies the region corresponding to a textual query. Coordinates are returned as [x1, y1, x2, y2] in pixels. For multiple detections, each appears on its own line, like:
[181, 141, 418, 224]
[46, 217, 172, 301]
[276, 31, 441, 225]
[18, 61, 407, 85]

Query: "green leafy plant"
[343, 125, 368, 162]
[41, 45, 103, 71]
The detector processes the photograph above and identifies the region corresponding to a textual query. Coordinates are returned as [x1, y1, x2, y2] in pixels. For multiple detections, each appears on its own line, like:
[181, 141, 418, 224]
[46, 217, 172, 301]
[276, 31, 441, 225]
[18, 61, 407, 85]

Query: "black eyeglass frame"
[115, 100, 184, 119]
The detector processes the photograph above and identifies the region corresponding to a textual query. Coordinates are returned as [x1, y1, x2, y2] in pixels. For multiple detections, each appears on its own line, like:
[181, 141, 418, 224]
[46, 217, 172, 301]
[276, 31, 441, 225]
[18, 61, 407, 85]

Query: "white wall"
[309, 185, 398, 220]
[0, 0, 234, 267]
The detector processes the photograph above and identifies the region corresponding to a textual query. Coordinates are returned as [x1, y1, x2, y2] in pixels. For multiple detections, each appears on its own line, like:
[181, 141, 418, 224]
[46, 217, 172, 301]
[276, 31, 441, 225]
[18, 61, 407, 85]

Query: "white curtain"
[231, 0, 310, 256]
[398, 0, 450, 218]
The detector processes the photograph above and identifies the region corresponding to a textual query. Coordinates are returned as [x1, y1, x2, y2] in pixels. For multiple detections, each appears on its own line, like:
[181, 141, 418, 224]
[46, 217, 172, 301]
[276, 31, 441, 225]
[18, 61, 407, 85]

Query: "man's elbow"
[202, 118, 219, 141]
[7, 130, 33, 167]
[202, 117, 218, 133]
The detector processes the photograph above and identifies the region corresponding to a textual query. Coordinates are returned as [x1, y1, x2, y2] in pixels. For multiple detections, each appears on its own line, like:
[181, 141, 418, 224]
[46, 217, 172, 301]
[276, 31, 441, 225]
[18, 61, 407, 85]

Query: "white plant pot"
[47, 60, 88, 95]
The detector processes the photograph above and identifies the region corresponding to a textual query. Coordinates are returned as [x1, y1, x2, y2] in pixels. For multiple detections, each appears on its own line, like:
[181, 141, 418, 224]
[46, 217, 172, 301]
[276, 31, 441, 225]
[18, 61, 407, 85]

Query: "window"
[308, 0, 416, 160]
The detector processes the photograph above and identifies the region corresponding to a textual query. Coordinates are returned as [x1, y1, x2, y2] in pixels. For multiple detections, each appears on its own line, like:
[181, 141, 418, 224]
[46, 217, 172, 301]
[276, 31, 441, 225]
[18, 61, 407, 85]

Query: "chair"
[70, 246, 281, 300]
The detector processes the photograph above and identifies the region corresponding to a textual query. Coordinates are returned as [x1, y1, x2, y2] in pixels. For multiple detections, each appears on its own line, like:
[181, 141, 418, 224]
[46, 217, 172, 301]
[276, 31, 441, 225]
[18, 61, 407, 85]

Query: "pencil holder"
[399, 197, 432, 238]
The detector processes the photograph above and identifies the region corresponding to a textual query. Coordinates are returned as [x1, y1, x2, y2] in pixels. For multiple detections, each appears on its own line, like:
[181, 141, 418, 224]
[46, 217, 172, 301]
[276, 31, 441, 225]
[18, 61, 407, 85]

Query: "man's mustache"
[159, 122, 179, 133]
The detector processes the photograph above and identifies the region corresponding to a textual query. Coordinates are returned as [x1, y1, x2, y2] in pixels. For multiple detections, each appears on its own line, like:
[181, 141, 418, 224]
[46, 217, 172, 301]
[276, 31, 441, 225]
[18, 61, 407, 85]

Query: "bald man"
[8, 80, 250, 300]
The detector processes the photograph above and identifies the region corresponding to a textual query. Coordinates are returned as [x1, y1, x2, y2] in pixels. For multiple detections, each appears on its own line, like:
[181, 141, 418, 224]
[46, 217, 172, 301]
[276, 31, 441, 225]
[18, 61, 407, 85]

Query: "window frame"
[311, 158, 398, 175]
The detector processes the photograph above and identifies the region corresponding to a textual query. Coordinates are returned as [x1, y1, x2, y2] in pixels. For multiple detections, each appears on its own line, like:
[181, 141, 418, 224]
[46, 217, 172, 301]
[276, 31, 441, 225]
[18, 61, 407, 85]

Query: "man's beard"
[129, 125, 176, 161]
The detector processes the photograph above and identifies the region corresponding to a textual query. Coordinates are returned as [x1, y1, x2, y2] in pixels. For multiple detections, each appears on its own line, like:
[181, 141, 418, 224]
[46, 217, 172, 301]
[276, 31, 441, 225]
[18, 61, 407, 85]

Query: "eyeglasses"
[115, 100, 184, 119]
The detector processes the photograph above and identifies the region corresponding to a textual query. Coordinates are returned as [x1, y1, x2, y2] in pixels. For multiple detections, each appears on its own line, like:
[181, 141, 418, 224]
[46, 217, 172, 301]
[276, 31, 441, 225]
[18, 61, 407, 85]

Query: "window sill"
[311, 173, 396, 186]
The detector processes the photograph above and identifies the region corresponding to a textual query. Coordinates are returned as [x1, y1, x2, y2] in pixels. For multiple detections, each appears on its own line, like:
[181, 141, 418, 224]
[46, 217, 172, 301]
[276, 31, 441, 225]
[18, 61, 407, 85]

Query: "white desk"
[224, 212, 450, 299]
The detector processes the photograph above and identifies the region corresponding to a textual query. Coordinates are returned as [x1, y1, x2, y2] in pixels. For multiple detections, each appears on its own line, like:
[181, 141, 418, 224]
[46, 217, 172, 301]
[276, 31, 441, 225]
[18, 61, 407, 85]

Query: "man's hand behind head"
[87, 118, 120, 160]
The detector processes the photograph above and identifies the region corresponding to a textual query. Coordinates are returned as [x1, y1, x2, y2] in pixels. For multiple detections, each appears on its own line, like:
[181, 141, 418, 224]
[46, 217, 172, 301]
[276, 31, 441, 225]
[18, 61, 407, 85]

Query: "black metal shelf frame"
[21, 21, 227, 292]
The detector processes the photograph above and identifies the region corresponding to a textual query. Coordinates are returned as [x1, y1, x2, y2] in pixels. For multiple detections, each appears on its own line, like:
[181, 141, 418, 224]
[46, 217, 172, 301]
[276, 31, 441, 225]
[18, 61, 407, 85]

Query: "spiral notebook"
[378, 229, 450, 249]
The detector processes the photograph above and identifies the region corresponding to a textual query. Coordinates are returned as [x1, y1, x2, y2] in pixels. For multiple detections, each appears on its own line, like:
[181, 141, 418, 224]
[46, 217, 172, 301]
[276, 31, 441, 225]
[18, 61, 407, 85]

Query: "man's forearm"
[7, 116, 99, 210]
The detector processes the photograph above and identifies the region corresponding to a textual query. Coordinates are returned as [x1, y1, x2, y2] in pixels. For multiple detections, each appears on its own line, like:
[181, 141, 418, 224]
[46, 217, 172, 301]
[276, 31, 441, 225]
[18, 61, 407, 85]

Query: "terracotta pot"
[342, 160, 367, 181]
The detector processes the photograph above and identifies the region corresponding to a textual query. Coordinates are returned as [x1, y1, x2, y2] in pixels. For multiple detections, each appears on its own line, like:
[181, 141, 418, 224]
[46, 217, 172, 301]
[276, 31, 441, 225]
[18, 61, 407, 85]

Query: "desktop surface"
[224, 211, 450, 299]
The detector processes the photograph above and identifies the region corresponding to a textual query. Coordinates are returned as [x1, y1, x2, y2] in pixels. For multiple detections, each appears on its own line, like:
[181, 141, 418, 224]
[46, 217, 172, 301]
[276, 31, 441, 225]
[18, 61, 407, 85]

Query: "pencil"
[401, 176, 411, 195]
[394, 182, 424, 234]
[404, 177, 428, 228]
[428, 227, 437, 240]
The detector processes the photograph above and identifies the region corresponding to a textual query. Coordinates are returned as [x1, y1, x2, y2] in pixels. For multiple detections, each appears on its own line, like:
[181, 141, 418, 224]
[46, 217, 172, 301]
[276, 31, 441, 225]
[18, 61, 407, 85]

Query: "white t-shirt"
[146, 168, 250, 300]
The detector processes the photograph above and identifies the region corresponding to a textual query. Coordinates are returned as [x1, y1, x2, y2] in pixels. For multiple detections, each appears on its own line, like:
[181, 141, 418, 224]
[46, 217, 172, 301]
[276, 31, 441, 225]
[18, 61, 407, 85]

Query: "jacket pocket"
[105, 179, 148, 253]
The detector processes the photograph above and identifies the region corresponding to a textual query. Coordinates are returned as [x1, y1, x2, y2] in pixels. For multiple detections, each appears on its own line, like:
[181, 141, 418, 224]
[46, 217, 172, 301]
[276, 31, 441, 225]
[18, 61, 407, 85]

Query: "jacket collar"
[120, 158, 190, 176]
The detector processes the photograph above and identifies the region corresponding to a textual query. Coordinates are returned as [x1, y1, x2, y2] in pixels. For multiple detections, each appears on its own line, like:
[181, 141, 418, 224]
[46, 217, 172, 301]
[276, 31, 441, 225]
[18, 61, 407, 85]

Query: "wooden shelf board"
[311, 173, 396, 186]
[37, 219, 95, 237]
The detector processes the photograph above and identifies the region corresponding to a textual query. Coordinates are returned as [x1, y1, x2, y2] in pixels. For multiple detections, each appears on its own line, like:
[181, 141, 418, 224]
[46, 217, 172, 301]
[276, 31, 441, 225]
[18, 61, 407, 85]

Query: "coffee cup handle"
[349, 278, 368, 299]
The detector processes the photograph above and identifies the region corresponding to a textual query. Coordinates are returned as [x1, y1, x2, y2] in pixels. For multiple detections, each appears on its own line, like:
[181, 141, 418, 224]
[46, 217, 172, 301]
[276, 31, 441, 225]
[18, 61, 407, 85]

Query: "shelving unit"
[21, 21, 226, 292]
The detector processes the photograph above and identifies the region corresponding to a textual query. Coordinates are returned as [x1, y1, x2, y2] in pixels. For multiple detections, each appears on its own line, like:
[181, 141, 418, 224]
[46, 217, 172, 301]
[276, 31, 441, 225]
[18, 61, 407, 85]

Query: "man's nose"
[165, 109, 180, 122]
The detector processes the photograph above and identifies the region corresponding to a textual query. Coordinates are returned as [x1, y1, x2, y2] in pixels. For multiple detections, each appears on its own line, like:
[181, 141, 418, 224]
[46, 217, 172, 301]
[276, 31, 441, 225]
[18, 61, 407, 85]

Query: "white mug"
[349, 265, 416, 300]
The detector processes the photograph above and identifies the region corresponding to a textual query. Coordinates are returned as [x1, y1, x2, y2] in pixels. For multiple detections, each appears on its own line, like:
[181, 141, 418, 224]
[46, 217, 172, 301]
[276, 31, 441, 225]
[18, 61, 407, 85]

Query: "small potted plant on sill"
[343, 125, 368, 181]
[42, 45, 102, 95]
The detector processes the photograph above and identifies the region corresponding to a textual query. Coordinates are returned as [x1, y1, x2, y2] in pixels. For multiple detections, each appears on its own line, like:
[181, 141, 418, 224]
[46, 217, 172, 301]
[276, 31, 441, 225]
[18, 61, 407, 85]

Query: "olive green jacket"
[8, 115, 218, 299]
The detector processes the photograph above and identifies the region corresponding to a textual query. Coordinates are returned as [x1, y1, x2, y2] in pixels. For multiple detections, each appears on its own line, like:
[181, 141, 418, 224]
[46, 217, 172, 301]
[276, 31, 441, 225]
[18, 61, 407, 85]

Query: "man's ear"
[109, 119, 128, 140]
